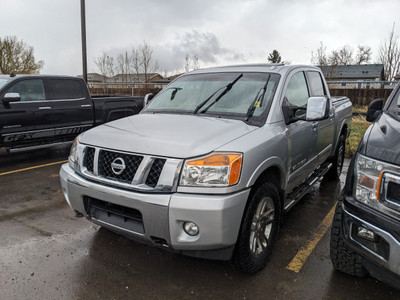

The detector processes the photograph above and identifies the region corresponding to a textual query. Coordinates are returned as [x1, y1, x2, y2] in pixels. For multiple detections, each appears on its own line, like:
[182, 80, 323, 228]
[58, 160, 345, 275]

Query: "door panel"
[283, 71, 318, 192]
[315, 109, 334, 163]
[0, 79, 54, 145]
[306, 71, 334, 164]
[286, 120, 318, 190]
[47, 79, 94, 139]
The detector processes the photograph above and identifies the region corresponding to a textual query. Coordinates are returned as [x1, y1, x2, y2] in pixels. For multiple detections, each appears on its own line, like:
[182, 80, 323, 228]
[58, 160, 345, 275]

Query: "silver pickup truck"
[60, 64, 352, 273]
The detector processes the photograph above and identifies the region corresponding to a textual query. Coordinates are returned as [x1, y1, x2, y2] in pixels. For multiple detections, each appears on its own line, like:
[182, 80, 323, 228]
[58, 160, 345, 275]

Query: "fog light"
[183, 221, 199, 236]
[357, 227, 375, 241]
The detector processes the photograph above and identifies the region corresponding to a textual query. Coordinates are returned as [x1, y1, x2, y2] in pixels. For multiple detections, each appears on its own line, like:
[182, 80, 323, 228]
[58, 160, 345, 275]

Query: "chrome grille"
[146, 159, 166, 187]
[98, 150, 143, 184]
[78, 146, 179, 192]
[83, 147, 95, 173]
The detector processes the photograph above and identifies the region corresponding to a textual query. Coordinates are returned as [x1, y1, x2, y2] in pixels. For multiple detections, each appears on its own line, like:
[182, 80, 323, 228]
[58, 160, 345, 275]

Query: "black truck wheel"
[326, 135, 345, 180]
[330, 200, 368, 277]
[234, 182, 280, 273]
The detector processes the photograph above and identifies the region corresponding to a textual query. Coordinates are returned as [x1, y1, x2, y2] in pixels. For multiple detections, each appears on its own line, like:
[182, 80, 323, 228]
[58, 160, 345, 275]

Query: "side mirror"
[366, 99, 383, 122]
[2, 92, 21, 104]
[306, 96, 329, 121]
[144, 93, 154, 106]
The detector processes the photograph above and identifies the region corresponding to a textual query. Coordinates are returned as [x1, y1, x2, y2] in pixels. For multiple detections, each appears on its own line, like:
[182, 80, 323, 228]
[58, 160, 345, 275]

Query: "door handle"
[312, 122, 318, 131]
[39, 106, 52, 110]
[81, 104, 92, 108]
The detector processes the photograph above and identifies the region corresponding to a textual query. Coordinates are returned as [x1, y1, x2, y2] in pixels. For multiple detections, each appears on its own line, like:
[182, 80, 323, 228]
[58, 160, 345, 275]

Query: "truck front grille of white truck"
[98, 149, 143, 184]
[82, 146, 168, 190]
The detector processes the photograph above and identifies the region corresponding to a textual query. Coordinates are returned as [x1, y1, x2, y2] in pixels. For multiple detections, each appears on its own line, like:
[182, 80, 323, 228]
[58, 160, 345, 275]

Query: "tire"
[234, 182, 281, 273]
[330, 200, 368, 277]
[326, 135, 345, 180]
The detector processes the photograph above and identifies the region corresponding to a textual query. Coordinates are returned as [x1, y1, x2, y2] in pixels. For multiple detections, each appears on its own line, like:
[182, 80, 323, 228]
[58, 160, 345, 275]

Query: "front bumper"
[342, 195, 400, 289]
[60, 163, 250, 260]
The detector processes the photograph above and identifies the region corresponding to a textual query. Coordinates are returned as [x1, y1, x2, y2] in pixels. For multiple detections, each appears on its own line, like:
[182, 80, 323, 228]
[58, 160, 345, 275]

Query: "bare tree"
[192, 55, 200, 70]
[117, 51, 131, 83]
[184, 54, 190, 72]
[329, 45, 353, 66]
[184, 54, 200, 72]
[130, 48, 141, 81]
[139, 41, 159, 82]
[0, 35, 44, 74]
[311, 42, 328, 66]
[94, 51, 115, 80]
[93, 52, 107, 80]
[355, 45, 372, 64]
[379, 24, 400, 81]
[106, 55, 115, 79]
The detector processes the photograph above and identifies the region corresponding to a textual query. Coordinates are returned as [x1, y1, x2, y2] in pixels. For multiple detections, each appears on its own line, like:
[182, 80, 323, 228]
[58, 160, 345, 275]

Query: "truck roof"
[0, 74, 81, 81]
[187, 64, 321, 76]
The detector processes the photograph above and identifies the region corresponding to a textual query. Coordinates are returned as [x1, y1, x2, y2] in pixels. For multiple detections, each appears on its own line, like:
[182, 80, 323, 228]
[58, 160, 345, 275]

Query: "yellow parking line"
[286, 203, 337, 273]
[0, 160, 68, 177]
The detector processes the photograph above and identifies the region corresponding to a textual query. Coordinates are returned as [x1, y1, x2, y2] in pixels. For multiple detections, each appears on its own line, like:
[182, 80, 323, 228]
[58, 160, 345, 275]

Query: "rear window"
[307, 71, 326, 96]
[49, 79, 85, 100]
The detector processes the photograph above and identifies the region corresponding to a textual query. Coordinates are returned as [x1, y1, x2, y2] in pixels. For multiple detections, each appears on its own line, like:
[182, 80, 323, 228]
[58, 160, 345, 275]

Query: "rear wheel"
[234, 182, 280, 273]
[330, 200, 368, 277]
[326, 135, 345, 180]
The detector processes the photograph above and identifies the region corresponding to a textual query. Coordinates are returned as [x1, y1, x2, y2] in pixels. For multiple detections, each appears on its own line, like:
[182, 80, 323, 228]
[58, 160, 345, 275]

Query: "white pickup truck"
[60, 64, 352, 273]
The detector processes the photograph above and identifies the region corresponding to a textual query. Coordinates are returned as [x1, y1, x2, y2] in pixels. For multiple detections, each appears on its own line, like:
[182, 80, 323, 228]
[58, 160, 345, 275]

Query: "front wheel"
[326, 135, 345, 180]
[330, 200, 367, 277]
[234, 182, 281, 273]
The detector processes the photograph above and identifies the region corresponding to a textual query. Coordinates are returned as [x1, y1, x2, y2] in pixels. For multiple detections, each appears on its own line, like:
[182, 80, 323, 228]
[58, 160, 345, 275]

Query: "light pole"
[80, 0, 88, 83]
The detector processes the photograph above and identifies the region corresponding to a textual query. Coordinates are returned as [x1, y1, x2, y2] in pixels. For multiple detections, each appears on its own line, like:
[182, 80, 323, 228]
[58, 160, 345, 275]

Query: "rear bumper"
[60, 163, 250, 260]
[342, 195, 400, 289]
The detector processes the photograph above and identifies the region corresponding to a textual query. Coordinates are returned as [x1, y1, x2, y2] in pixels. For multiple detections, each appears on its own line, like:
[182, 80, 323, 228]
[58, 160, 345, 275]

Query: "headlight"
[68, 136, 80, 170]
[180, 153, 242, 187]
[354, 154, 399, 209]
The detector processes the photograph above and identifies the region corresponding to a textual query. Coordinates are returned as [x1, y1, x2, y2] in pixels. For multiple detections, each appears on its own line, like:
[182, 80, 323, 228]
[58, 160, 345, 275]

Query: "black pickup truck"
[330, 82, 400, 289]
[0, 74, 144, 152]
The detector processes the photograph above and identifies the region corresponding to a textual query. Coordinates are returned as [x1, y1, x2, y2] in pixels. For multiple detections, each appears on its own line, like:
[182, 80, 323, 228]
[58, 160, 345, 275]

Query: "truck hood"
[80, 113, 258, 158]
[364, 112, 400, 165]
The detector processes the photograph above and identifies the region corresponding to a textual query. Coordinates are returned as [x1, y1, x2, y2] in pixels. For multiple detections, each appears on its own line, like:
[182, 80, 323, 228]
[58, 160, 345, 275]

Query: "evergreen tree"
[267, 50, 282, 63]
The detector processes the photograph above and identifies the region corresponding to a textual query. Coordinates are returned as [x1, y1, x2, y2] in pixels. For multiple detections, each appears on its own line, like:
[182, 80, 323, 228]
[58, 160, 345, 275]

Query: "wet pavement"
[1, 145, 399, 299]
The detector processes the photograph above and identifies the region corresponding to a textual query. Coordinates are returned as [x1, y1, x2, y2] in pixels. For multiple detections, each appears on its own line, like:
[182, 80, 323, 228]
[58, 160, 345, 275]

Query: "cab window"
[284, 72, 310, 119]
[6, 79, 46, 101]
[284, 72, 309, 107]
[307, 71, 326, 96]
[49, 79, 85, 100]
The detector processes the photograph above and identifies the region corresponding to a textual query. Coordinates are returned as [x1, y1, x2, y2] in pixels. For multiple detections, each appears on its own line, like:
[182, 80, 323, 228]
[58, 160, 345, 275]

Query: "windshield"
[0, 78, 10, 90]
[144, 72, 280, 123]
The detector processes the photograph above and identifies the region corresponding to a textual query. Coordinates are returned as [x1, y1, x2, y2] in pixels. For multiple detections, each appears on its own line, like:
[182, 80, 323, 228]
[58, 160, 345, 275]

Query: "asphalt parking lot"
[1, 145, 399, 299]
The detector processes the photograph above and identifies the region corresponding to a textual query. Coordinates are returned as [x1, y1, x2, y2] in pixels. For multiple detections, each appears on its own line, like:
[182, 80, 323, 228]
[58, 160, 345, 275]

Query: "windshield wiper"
[163, 87, 182, 100]
[244, 75, 271, 121]
[193, 73, 243, 114]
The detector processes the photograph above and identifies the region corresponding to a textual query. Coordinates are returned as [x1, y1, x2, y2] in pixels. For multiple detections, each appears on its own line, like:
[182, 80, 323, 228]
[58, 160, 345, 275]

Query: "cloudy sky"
[1, 0, 399, 76]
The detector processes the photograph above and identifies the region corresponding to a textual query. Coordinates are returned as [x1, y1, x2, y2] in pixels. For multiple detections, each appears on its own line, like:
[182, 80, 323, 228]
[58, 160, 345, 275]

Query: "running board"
[7, 141, 73, 153]
[284, 162, 332, 213]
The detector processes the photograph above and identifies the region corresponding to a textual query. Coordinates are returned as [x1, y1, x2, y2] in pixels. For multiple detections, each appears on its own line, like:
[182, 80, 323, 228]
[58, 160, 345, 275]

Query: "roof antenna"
[10, 73, 16, 78]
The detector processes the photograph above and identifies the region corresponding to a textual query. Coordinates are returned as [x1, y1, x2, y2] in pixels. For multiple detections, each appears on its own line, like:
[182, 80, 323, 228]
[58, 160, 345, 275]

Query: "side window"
[6, 79, 46, 102]
[307, 71, 326, 96]
[284, 72, 309, 107]
[49, 79, 85, 100]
